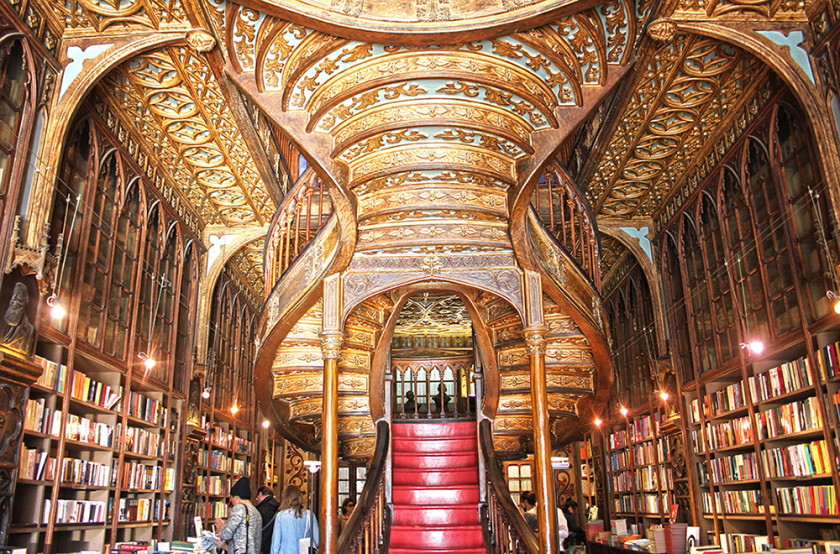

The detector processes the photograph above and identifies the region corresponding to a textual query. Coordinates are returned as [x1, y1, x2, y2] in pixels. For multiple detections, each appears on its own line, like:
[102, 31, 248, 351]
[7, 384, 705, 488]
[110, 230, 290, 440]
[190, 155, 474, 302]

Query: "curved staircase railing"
[530, 163, 601, 289]
[338, 420, 391, 554]
[478, 419, 539, 554]
[263, 167, 332, 294]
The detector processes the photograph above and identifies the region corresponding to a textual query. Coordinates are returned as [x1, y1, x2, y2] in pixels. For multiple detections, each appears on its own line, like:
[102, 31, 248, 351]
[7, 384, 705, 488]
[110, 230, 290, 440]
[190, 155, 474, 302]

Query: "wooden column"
[523, 270, 558, 553]
[320, 274, 343, 554]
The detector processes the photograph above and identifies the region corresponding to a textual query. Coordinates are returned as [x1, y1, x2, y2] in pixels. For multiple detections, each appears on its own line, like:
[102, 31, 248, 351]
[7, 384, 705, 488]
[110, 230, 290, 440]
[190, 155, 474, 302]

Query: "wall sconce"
[619, 405, 629, 417]
[740, 340, 764, 355]
[262, 419, 270, 429]
[827, 291, 840, 315]
[201, 386, 211, 400]
[594, 417, 603, 427]
[657, 390, 670, 402]
[137, 275, 172, 374]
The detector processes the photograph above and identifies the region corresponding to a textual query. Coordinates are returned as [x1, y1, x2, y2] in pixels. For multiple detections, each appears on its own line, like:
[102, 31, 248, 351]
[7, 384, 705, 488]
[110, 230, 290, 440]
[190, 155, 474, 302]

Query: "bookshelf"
[682, 341, 840, 551]
[605, 407, 674, 528]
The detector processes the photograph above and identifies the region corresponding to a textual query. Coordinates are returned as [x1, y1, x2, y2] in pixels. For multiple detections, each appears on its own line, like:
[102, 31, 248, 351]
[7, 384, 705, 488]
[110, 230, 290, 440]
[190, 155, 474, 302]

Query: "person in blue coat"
[270, 485, 319, 554]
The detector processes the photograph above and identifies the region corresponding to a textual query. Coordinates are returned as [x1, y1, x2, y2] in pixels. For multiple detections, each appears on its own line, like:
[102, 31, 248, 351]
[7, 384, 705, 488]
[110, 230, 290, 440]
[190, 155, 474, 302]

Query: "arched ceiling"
[41, 0, 793, 281]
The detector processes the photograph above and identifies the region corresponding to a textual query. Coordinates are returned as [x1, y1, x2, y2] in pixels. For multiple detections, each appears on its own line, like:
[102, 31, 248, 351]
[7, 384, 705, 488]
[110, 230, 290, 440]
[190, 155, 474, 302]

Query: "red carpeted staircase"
[390, 420, 485, 554]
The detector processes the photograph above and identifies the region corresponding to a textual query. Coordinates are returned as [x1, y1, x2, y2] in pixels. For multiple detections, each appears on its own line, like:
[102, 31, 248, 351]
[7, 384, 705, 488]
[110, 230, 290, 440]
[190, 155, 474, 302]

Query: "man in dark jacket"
[255, 485, 280, 554]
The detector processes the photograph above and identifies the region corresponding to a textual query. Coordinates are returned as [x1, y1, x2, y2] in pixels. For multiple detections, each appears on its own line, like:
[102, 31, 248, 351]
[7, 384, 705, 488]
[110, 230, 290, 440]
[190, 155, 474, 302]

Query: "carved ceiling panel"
[100, 46, 277, 227]
[584, 35, 769, 219]
[226, 238, 267, 305]
[50, 0, 189, 31]
[394, 292, 473, 336]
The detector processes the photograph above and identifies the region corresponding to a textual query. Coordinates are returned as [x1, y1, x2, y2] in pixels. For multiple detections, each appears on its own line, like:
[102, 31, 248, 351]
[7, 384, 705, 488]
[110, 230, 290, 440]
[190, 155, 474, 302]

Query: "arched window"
[773, 104, 834, 321]
[46, 121, 91, 333]
[744, 137, 800, 336]
[683, 217, 717, 373]
[0, 39, 30, 192]
[663, 233, 692, 383]
[174, 243, 198, 394]
[699, 194, 737, 365]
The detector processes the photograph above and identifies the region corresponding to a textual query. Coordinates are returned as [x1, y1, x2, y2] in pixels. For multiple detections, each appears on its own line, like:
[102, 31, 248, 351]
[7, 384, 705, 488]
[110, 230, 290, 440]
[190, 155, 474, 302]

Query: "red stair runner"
[390, 421, 485, 554]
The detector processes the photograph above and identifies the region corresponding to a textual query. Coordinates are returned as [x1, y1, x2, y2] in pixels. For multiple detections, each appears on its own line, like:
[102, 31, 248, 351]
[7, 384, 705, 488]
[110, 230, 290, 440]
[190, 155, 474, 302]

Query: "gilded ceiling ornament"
[647, 18, 677, 42]
[187, 30, 216, 53]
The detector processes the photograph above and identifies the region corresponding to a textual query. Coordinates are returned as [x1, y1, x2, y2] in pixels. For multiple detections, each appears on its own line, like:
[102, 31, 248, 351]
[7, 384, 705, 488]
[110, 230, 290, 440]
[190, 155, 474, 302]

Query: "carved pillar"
[320, 274, 343, 554]
[523, 270, 558, 553]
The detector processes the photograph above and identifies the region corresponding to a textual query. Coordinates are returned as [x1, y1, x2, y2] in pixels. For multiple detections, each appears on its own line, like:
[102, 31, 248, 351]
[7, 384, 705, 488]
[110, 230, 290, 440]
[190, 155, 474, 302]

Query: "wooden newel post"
[523, 270, 558, 553]
[320, 274, 343, 554]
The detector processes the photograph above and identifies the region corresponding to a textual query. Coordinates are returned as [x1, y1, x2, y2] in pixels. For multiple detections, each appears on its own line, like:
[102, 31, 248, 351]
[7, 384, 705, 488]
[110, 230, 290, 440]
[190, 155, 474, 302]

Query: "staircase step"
[393, 436, 476, 454]
[392, 505, 479, 526]
[393, 486, 480, 506]
[392, 421, 477, 438]
[389, 550, 485, 554]
[393, 467, 479, 487]
[390, 524, 484, 549]
[393, 452, 478, 469]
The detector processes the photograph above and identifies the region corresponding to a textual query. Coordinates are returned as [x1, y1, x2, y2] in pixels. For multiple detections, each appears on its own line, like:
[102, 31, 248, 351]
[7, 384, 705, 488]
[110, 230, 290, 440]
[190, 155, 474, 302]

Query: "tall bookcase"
[11, 342, 183, 553]
[684, 340, 840, 551]
[605, 406, 674, 529]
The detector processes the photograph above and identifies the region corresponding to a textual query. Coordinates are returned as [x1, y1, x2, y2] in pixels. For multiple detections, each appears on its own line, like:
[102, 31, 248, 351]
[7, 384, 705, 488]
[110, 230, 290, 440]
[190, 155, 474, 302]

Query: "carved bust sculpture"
[1, 282, 35, 355]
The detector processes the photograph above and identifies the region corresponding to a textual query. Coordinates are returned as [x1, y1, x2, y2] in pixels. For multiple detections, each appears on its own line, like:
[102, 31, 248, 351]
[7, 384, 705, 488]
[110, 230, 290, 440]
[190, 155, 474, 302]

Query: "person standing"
[270, 485, 319, 554]
[338, 497, 356, 536]
[214, 477, 262, 553]
[520, 491, 538, 532]
[255, 486, 281, 554]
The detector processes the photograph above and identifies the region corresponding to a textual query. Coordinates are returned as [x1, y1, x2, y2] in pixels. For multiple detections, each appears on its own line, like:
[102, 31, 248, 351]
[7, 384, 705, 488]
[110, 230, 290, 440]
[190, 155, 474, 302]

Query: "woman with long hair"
[270, 485, 319, 554]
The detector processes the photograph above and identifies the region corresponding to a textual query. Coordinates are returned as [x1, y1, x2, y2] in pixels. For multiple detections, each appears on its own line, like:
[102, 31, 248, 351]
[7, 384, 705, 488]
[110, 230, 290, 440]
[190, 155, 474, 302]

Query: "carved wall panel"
[0, 380, 24, 546]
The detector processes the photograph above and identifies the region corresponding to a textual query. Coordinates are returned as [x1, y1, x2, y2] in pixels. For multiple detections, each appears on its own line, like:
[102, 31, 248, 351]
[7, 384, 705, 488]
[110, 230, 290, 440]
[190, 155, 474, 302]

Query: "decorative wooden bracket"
[5, 216, 59, 296]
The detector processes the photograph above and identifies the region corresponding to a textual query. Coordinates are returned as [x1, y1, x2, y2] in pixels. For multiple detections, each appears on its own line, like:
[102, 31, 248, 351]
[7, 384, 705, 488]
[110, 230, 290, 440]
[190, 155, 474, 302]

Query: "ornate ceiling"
[37, 0, 801, 288]
[394, 293, 472, 336]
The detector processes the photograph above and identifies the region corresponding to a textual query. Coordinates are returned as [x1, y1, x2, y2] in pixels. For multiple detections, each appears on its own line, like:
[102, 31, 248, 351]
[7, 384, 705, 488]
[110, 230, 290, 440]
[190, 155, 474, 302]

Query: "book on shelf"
[748, 357, 813, 402]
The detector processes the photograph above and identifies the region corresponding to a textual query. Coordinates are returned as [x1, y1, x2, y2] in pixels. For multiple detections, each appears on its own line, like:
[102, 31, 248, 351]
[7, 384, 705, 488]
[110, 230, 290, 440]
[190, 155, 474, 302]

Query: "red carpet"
[390, 421, 485, 554]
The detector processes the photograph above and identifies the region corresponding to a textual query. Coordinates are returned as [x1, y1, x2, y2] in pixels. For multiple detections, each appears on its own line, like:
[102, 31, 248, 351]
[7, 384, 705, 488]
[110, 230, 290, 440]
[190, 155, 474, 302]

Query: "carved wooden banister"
[264, 167, 332, 295]
[338, 420, 391, 554]
[531, 163, 601, 289]
[478, 419, 539, 554]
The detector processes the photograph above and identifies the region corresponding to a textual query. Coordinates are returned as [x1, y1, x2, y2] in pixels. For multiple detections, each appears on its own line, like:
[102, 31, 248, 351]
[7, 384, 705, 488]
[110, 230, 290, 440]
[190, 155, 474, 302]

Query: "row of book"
[60, 457, 113, 487]
[762, 439, 831, 477]
[198, 500, 229, 519]
[199, 449, 231, 472]
[708, 451, 758, 484]
[46, 499, 107, 524]
[20, 447, 56, 482]
[695, 381, 745, 423]
[748, 357, 813, 403]
[66, 414, 114, 447]
[121, 462, 174, 492]
[704, 415, 753, 450]
[126, 391, 168, 427]
[612, 496, 635, 514]
[34, 356, 69, 394]
[776, 485, 838, 515]
[24, 398, 61, 436]
[120, 425, 163, 458]
[817, 340, 840, 380]
[197, 475, 228, 496]
[611, 471, 634, 493]
[634, 465, 673, 491]
[232, 459, 251, 476]
[205, 427, 252, 452]
[628, 414, 658, 443]
[702, 489, 763, 515]
[610, 450, 629, 471]
[632, 440, 661, 466]
[754, 396, 822, 439]
[609, 429, 628, 450]
[721, 533, 769, 553]
[68, 370, 121, 411]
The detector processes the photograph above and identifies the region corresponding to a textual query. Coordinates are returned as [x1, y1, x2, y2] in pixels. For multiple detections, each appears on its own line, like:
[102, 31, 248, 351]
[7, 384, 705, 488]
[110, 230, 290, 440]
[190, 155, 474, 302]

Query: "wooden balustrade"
[338, 420, 391, 554]
[264, 168, 332, 295]
[478, 419, 540, 554]
[532, 163, 601, 288]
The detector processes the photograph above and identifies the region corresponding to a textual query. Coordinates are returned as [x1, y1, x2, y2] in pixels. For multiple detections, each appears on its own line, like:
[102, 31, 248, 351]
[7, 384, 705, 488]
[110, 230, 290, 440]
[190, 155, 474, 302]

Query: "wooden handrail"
[478, 419, 540, 554]
[531, 163, 601, 289]
[337, 420, 391, 554]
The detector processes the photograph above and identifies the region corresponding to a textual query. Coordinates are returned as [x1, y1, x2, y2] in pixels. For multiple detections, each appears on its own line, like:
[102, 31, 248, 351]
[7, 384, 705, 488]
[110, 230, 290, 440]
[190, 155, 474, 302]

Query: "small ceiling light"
[201, 387, 211, 400]
[594, 417, 603, 427]
[619, 405, 629, 417]
[46, 294, 66, 320]
[659, 390, 670, 402]
[828, 291, 840, 315]
[144, 357, 156, 371]
[741, 340, 765, 355]
[262, 419, 270, 429]
[231, 404, 239, 415]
